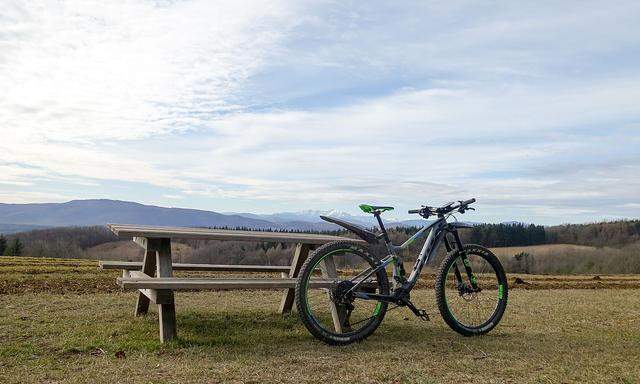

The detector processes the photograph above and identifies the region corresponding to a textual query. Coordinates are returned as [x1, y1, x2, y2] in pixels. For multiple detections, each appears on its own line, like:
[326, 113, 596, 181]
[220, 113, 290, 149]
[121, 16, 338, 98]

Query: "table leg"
[319, 255, 348, 333]
[135, 237, 157, 317]
[155, 238, 176, 343]
[279, 243, 311, 314]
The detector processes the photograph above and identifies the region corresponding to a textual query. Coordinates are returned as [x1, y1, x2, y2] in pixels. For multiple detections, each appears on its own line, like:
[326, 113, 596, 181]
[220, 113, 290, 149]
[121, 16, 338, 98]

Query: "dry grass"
[1, 257, 640, 383]
[3, 257, 640, 296]
[489, 243, 598, 257]
[489, 243, 640, 274]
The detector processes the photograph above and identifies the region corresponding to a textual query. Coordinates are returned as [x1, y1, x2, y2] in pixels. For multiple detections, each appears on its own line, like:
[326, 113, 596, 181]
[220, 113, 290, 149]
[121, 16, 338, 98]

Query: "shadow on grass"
[169, 309, 499, 350]
[174, 309, 314, 348]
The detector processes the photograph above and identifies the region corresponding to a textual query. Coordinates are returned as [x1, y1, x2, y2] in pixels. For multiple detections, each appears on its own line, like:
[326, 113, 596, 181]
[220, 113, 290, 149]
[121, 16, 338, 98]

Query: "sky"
[1, 1, 640, 224]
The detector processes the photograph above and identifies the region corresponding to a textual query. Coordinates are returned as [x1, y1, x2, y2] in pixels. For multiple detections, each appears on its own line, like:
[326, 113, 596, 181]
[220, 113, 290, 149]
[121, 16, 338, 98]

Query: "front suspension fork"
[444, 230, 479, 291]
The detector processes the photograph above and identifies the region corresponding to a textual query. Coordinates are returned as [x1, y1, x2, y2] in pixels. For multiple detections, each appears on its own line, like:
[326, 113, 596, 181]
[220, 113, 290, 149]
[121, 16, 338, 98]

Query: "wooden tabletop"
[107, 223, 363, 244]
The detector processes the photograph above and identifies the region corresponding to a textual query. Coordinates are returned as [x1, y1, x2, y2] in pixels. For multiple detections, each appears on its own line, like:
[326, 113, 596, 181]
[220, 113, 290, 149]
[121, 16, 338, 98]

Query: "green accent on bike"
[373, 302, 382, 316]
[444, 260, 458, 322]
[359, 204, 394, 214]
[470, 275, 478, 285]
[498, 284, 504, 299]
[359, 204, 374, 213]
[463, 258, 470, 267]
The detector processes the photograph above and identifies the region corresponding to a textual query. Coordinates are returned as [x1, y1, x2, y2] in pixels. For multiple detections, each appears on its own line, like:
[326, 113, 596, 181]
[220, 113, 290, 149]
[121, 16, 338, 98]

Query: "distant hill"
[0, 199, 435, 233]
[0, 199, 279, 230]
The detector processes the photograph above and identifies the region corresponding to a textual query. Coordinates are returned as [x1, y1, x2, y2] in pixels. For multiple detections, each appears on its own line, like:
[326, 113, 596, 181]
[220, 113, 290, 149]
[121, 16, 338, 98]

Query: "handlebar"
[408, 198, 476, 218]
[460, 198, 476, 206]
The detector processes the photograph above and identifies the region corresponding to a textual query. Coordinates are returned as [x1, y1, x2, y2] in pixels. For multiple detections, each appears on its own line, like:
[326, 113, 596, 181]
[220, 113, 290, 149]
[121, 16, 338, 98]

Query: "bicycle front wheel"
[435, 244, 508, 336]
[295, 241, 389, 345]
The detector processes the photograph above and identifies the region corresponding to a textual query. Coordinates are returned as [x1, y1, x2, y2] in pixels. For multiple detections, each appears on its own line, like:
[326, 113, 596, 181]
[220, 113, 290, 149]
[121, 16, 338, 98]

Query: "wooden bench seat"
[99, 260, 291, 273]
[117, 276, 339, 290]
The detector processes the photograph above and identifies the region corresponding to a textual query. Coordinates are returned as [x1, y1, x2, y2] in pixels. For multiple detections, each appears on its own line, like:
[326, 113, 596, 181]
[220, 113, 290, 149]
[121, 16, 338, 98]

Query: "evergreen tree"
[4, 237, 24, 256]
[0, 234, 6, 255]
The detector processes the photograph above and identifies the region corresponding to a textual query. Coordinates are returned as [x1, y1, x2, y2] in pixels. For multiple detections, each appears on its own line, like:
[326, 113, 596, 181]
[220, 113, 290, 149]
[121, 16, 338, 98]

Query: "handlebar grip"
[408, 209, 421, 214]
[462, 198, 476, 205]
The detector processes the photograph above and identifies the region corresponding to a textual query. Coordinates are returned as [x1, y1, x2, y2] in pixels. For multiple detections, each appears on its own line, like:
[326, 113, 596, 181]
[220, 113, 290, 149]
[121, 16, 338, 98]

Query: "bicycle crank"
[397, 296, 430, 322]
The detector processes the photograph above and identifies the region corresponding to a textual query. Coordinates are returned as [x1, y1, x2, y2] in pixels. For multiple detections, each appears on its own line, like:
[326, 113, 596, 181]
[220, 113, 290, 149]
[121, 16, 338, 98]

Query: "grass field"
[489, 243, 599, 257]
[1, 257, 639, 383]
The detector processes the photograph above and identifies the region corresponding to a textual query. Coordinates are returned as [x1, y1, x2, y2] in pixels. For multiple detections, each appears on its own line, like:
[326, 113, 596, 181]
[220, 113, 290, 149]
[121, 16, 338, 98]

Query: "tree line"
[1, 220, 639, 257]
[0, 226, 116, 258]
[545, 220, 640, 247]
[1, 219, 639, 274]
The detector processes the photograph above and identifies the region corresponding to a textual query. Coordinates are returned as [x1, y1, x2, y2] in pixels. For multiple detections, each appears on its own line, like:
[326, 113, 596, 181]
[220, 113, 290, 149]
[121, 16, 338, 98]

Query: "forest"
[1, 219, 639, 274]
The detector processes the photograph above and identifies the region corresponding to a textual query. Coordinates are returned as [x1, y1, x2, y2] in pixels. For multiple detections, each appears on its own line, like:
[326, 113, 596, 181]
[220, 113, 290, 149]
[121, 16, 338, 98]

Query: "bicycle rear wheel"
[295, 241, 389, 345]
[435, 244, 508, 336]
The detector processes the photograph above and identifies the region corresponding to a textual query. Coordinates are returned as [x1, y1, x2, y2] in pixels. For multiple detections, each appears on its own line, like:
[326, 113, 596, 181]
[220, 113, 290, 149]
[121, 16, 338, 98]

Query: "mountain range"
[0, 199, 431, 234]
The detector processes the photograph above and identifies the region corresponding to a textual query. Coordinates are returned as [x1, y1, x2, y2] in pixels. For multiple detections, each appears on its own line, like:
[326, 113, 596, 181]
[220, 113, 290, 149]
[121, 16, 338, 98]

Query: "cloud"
[1, 0, 639, 224]
[162, 194, 184, 200]
[0, 0, 295, 141]
[0, 190, 70, 204]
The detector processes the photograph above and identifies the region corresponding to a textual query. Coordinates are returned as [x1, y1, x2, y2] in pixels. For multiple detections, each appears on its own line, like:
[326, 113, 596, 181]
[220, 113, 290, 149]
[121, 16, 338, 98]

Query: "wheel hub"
[457, 283, 480, 300]
[332, 280, 355, 305]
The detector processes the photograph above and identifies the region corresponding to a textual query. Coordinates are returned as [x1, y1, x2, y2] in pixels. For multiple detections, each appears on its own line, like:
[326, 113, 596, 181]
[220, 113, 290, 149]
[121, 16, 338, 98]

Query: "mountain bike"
[295, 198, 508, 345]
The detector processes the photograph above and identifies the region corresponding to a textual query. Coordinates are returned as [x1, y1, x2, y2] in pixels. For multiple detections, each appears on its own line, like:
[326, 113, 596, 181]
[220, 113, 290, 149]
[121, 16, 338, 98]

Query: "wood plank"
[107, 223, 363, 244]
[155, 238, 176, 343]
[118, 277, 350, 290]
[134, 238, 159, 317]
[278, 243, 311, 314]
[132, 236, 147, 249]
[137, 288, 173, 304]
[130, 270, 150, 279]
[99, 260, 291, 273]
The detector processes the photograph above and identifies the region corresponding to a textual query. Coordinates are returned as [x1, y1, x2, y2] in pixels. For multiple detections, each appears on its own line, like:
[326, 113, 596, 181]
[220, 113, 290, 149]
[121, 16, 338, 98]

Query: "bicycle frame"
[348, 215, 474, 302]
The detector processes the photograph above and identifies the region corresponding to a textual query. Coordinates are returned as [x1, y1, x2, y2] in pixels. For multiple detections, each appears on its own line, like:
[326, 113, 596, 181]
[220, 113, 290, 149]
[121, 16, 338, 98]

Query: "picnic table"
[100, 224, 363, 342]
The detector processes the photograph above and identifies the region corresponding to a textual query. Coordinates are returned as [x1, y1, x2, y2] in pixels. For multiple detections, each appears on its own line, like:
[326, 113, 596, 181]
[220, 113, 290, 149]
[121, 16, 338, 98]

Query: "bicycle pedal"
[417, 310, 430, 322]
[404, 300, 430, 322]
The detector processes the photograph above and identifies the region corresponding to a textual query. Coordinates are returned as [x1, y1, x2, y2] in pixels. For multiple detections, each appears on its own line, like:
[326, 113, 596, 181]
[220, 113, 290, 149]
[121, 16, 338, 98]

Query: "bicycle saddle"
[359, 204, 394, 214]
